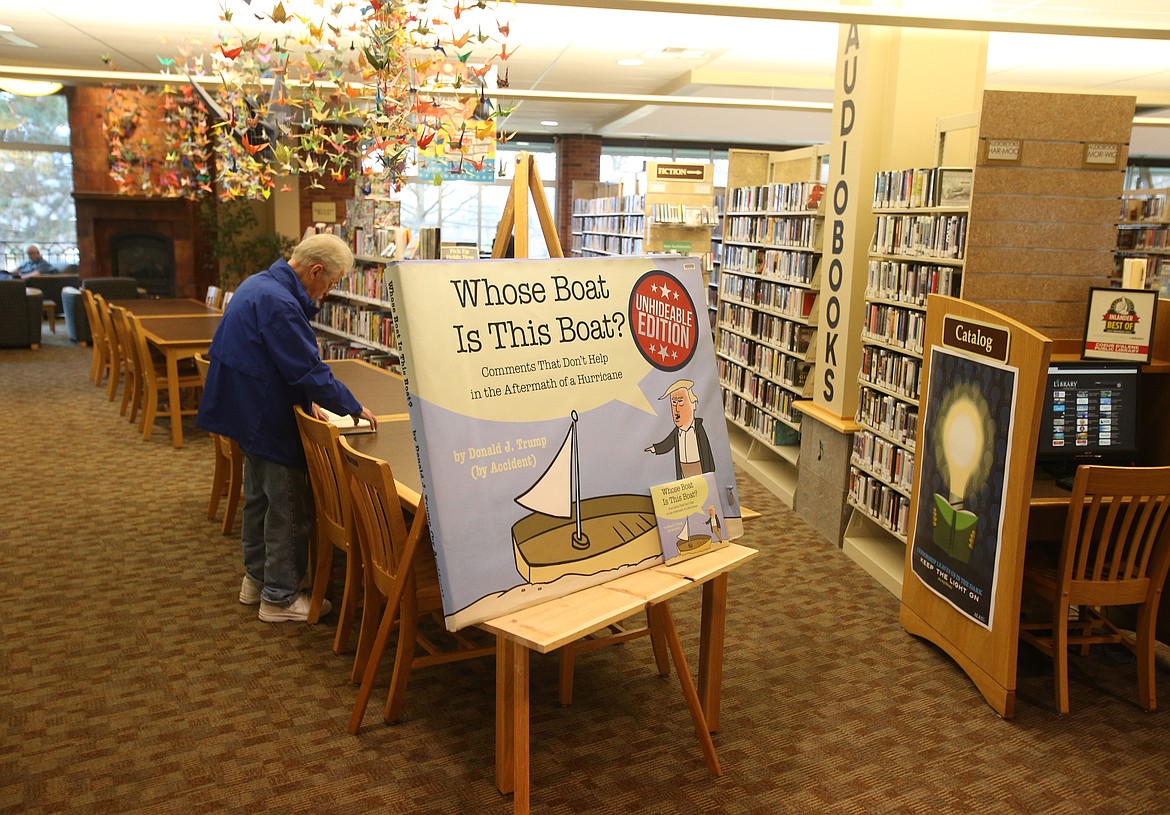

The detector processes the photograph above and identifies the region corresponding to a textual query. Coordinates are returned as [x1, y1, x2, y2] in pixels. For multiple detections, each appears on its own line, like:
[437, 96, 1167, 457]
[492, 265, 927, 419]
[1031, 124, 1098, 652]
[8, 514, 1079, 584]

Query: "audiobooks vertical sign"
[815, 24, 888, 419]
[389, 255, 743, 630]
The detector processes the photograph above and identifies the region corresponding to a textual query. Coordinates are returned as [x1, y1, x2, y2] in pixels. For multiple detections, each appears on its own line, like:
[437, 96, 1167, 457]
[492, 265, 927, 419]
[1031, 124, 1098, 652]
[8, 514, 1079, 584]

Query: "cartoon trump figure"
[644, 378, 715, 479]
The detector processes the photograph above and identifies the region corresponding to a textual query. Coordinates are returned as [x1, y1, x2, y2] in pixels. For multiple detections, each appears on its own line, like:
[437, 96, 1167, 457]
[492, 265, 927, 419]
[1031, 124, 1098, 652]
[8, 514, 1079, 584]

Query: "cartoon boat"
[676, 517, 713, 555]
[511, 411, 660, 583]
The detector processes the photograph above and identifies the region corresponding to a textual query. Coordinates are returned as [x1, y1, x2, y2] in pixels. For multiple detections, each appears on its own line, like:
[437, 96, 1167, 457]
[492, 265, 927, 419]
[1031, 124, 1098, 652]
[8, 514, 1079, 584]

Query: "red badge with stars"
[628, 269, 698, 372]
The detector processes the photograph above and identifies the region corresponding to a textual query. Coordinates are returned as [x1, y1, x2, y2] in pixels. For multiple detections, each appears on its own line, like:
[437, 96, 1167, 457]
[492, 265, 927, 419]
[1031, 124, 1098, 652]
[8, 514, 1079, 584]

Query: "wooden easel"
[489, 152, 564, 259]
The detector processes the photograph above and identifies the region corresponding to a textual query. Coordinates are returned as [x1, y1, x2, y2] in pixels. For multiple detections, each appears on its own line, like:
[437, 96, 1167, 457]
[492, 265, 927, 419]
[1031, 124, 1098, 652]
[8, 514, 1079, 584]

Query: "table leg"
[496, 637, 529, 814]
[166, 350, 183, 448]
[698, 573, 728, 733]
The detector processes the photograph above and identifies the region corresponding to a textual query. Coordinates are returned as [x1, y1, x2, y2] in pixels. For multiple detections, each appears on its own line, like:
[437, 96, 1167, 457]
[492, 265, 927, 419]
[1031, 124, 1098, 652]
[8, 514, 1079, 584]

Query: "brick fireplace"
[72, 193, 211, 298]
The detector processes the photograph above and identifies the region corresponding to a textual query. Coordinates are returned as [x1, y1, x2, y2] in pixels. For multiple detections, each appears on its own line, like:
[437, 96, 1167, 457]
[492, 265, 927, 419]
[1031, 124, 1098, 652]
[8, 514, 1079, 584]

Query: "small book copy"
[650, 472, 727, 565]
[316, 406, 375, 435]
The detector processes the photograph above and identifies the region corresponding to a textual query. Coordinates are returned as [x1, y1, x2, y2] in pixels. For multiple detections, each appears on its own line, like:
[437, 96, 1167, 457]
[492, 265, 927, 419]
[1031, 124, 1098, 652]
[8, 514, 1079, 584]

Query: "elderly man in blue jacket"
[197, 233, 377, 623]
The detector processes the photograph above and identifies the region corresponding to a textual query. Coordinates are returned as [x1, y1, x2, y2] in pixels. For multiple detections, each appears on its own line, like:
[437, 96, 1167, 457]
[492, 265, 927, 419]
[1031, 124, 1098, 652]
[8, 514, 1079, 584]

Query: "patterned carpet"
[3, 331, 1170, 814]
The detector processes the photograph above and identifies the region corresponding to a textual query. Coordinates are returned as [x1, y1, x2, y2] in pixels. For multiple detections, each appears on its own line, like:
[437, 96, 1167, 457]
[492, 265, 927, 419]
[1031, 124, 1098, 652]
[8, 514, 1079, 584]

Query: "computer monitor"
[1036, 360, 1140, 470]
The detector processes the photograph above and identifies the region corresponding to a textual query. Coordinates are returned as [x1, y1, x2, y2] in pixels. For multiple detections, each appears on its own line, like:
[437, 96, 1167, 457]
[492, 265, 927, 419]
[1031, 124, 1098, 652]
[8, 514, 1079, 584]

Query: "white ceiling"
[0, 0, 1168, 154]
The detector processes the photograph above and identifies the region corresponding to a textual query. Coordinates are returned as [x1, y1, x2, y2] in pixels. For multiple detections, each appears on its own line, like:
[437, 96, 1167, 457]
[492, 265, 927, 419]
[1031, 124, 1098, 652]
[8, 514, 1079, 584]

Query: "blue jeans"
[242, 453, 310, 606]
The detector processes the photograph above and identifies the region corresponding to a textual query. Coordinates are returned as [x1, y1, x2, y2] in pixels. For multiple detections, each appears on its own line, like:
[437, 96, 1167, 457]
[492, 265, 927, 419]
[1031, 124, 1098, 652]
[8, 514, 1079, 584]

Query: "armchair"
[0, 280, 44, 349]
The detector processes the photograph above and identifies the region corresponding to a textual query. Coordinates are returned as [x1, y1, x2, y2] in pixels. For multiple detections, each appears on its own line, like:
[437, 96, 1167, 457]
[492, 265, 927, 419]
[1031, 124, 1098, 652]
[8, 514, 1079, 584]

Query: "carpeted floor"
[3, 329, 1170, 814]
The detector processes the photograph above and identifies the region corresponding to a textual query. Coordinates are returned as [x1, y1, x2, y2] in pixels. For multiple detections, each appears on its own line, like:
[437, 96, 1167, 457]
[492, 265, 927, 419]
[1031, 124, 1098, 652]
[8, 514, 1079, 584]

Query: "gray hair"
[290, 233, 353, 280]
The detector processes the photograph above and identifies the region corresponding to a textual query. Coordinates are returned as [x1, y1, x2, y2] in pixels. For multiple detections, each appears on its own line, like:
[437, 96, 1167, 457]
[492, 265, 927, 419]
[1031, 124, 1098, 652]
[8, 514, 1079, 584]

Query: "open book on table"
[316, 406, 375, 435]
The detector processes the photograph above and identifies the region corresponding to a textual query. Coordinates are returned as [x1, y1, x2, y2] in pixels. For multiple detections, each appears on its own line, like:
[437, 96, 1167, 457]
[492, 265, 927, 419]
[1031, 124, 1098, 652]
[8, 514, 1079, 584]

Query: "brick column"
[554, 135, 602, 255]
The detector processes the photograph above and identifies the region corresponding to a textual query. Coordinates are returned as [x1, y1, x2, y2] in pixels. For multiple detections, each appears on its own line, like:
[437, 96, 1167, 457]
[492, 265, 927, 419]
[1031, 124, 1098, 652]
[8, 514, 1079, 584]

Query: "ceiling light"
[540, 120, 558, 127]
[617, 58, 644, 67]
[0, 79, 62, 96]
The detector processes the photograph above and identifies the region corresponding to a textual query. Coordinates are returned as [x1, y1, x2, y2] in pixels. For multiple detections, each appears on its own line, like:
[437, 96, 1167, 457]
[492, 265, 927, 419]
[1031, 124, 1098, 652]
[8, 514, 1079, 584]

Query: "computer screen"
[1036, 360, 1140, 467]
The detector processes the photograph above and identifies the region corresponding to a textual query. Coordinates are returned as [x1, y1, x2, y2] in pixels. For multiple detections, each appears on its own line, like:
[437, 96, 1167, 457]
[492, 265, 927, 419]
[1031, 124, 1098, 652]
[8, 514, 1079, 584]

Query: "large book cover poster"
[910, 346, 1018, 629]
[388, 255, 743, 629]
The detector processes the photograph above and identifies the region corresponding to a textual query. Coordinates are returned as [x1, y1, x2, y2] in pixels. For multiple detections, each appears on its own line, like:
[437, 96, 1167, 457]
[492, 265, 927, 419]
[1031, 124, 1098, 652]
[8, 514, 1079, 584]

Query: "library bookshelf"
[569, 162, 717, 273]
[1116, 186, 1169, 292]
[715, 180, 824, 506]
[313, 254, 402, 370]
[842, 166, 969, 591]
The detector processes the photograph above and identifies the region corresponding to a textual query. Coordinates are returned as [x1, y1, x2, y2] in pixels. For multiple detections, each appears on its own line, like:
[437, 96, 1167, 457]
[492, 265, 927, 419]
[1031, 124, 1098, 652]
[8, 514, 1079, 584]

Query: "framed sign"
[1082, 287, 1158, 364]
[935, 167, 973, 208]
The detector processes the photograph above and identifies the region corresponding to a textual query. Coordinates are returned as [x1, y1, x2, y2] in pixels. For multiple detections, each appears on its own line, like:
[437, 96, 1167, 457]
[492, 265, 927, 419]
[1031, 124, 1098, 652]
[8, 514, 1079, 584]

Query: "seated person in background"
[16, 245, 54, 277]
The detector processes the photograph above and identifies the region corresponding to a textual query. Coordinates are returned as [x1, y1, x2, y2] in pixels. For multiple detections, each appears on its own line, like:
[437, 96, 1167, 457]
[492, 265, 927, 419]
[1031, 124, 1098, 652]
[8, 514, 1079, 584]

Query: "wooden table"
[137, 315, 221, 448]
[336, 420, 422, 508]
[327, 359, 409, 420]
[114, 298, 220, 317]
[480, 543, 758, 815]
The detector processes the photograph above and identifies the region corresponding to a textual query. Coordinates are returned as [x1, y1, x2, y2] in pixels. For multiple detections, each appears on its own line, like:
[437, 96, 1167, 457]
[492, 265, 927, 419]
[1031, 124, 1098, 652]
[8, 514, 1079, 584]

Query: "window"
[395, 143, 557, 258]
[600, 145, 729, 189]
[0, 92, 76, 271]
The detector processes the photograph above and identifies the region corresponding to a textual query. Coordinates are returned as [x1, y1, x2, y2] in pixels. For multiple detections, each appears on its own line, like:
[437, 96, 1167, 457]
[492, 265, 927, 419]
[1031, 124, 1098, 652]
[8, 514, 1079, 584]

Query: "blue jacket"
[196, 259, 361, 468]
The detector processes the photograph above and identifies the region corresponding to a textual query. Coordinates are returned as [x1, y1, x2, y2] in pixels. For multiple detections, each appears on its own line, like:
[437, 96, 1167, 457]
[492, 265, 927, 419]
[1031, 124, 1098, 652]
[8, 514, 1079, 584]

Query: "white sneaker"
[258, 591, 331, 623]
[239, 574, 262, 605]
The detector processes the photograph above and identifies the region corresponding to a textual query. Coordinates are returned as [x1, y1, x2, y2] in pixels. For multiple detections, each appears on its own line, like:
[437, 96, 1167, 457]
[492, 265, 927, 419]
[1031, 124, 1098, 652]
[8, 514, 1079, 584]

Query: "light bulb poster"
[910, 346, 1019, 629]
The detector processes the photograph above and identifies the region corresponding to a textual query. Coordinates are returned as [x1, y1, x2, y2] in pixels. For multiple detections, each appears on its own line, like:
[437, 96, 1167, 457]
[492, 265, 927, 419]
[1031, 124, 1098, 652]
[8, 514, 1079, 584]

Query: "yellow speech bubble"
[654, 475, 710, 520]
[390, 258, 660, 420]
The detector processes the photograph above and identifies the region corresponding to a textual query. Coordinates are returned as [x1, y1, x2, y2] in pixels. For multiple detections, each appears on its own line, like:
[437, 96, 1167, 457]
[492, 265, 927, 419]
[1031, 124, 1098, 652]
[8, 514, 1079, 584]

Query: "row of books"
[870, 213, 968, 260]
[337, 263, 391, 302]
[866, 260, 963, 306]
[852, 429, 915, 494]
[861, 303, 927, 354]
[318, 339, 401, 372]
[718, 315, 814, 358]
[849, 470, 911, 538]
[720, 282, 816, 321]
[572, 233, 644, 255]
[719, 353, 810, 395]
[858, 345, 921, 402]
[352, 226, 408, 261]
[726, 182, 824, 214]
[856, 386, 918, 450]
[872, 167, 970, 210]
[725, 214, 822, 248]
[1120, 194, 1169, 223]
[571, 214, 644, 235]
[572, 194, 645, 215]
[315, 301, 397, 351]
[648, 203, 718, 226]
[721, 248, 820, 283]
[719, 302, 810, 343]
[1116, 225, 1170, 251]
[723, 389, 802, 441]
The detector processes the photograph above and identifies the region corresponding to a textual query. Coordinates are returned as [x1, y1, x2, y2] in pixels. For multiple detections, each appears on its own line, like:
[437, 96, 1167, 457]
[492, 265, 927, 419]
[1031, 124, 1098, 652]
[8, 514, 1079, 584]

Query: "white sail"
[515, 425, 573, 518]
[677, 517, 690, 542]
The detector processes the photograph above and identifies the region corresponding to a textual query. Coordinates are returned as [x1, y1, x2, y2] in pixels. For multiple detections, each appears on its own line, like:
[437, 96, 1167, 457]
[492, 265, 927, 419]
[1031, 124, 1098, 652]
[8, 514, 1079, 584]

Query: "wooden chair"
[1020, 465, 1170, 714]
[205, 285, 223, 308]
[194, 354, 243, 535]
[93, 293, 123, 401]
[126, 314, 202, 442]
[338, 437, 494, 734]
[81, 289, 109, 385]
[222, 290, 234, 309]
[293, 406, 362, 654]
[110, 305, 142, 420]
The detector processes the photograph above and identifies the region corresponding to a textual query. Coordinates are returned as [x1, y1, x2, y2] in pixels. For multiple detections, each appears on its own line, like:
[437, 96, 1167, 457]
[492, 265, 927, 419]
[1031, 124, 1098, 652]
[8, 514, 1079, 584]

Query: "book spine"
[385, 269, 453, 618]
